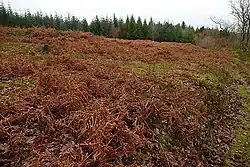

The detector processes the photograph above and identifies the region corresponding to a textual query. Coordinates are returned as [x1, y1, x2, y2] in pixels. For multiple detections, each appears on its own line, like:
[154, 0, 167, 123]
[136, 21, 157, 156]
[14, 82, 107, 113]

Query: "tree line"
[0, 3, 196, 43]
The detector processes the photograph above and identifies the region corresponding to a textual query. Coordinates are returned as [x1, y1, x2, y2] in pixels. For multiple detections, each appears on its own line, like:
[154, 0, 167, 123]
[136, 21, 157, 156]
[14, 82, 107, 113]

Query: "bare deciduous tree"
[210, 17, 233, 32]
[230, 0, 250, 47]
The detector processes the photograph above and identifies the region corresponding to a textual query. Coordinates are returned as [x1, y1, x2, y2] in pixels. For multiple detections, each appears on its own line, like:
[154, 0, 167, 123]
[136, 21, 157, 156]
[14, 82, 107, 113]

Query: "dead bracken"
[0, 27, 250, 167]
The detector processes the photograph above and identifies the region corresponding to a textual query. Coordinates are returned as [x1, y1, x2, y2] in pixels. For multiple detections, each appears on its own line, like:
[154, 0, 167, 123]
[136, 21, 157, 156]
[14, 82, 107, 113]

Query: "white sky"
[3, 0, 232, 27]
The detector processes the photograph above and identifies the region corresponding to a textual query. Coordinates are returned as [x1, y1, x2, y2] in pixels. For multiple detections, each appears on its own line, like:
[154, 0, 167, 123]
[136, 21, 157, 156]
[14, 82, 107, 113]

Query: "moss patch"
[0, 77, 37, 96]
[197, 68, 232, 89]
[7, 29, 33, 36]
[157, 134, 182, 151]
[14, 77, 37, 88]
[0, 83, 9, 89]
[227, 86, 250, 166]
[229, 49, 250, 62]
[0, 42, 36, 56]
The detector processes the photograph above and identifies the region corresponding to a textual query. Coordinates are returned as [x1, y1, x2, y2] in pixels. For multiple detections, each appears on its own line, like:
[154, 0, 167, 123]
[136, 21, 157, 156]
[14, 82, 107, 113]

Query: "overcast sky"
[3, 0, 232, 27]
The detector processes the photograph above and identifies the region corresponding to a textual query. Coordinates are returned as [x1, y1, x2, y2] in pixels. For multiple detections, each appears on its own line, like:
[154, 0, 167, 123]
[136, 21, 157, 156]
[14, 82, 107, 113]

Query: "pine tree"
[7, 4, 14, 26]
[65, 14, 72, 30]
[181, 21, 186, 29]
[142, 19, 149, 39]
[100, 16, 112, 37]
[163, 22, 175, 42]
[81, 18, 89, 32]
[117, 18, 124, 38]
[173, 24, 184, 42]
[183, 27, 195, 43]
[128, 15, 137, 39]
[148, 17, 155, 40]
[0, 3, 8, 25]
[34, 11, 43, 26]
[71, 15, 78, 30]
[90, 15, 102, 35]
[136, 17, 143, 39]
[54, 13, 61, 30]
[49, 14, 54, 27]
[154, 22, 161, 41]
[24, 10, 33, 27]
[43, 14, 50, 28]
[113, 13, 118, 28]
[122, 16, 130, 39]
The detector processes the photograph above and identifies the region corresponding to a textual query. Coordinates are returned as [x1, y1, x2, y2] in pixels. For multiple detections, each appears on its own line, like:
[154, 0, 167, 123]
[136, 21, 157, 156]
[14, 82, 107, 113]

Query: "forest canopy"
[0, 3, 196, 43]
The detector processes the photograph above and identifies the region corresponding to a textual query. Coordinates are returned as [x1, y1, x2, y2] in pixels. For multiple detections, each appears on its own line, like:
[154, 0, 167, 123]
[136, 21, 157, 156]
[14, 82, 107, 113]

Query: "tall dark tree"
[113, 13, 118, 28]
[142, 19, 149, 39]
[128, 15, 137, 39]
[0, 3, 8, 25]
[54, 13, 61, 29]
[100, 16, 112, 36]
[90, 15, 102, 35]
[181, 21, 186, 29]
[122, 16, 130, 39]
[71, 15, 79, 30]
[136, 17, 143, 39]
[117, 18, 124, 38]
[81, 18, 89, 32]
[43, 14, 51, 28]
[148, 17, 155, 40]
[174, 24, 184, 42]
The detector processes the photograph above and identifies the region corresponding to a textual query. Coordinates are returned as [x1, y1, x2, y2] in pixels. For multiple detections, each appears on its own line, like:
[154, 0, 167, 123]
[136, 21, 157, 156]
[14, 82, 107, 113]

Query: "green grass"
[1, 77, 37, 93]
[0, 42, 36, 56]
[157, 134, 182, 151]
[7, 29, 33, 36]
[1, 77, 37, 105]
[197, 68, 232, 89]
[198, 73, 221, 89]
[226, 86, 250, 166]
[15, 77, 37, 88]
[239, 85, 249, 98]
[0, 83, 9, 89]
[120, 61, 171, 74]
[229, 48, 250, 62]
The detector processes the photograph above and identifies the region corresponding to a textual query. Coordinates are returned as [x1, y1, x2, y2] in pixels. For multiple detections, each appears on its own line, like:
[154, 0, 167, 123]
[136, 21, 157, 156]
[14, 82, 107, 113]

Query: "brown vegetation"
[0, 27, 249, 166]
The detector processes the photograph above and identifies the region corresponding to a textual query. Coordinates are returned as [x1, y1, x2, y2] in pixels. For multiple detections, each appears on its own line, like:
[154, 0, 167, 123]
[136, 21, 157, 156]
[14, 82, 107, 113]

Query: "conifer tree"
[113, 13, 118, 28]
[123, 16, 130, 39]
[54, 13, 61, 29]
[81, 18, 89, 32]
[128, 15, 137, 39]
[90, 15, 102, 35]
[181, 21, 186, 29]
[100, 16, 112, 36]
[43, 14, 51, 28]
[142, 19, 149, 39]
[0, 3, 8, 25]
[118, 18, 124, 38]
[71, 15, 78, 30]
[136, 17, 143, 39]
[148, 17, 155, 40]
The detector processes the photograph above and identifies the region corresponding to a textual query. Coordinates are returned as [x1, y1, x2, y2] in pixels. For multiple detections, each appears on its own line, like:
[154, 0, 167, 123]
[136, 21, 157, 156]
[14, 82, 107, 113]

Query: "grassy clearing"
[0, 42, 36, 56]
[0, 77, 37, 95]
[0, 82, 9, 89]
[120, 61, 171, 74]
[7, 29, 33, 36]
[231, 86, 250, 166]
[229, 48, 250, 62]
[0, 77, 37, 106]
[225, 86, 250, 167]
[197, 68, 233, 89]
